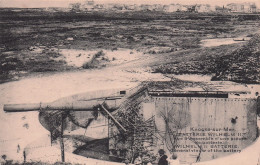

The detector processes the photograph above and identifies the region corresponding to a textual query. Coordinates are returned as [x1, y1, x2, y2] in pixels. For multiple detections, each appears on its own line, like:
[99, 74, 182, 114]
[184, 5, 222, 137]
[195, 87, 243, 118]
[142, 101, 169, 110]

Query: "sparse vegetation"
[1, 154, 7, 161]
[153, 34, 260, 84]
[0, 9, 259, 84]
[82, 50, 105, 69]
[23, 123, 29, 129]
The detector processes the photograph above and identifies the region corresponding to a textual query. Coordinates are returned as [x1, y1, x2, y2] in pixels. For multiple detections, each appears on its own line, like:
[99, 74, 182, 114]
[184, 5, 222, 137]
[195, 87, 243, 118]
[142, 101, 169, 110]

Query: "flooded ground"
[171, 74, 213, 82]
[200, 37, 251, 47]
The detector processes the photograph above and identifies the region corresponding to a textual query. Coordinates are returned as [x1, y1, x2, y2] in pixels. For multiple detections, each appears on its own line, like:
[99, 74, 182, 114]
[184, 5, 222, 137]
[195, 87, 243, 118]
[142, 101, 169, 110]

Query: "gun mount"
[2, 82, 259, 164]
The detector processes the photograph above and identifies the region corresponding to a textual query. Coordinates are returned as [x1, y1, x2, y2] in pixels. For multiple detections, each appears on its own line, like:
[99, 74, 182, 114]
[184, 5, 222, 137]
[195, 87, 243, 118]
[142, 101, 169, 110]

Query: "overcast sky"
[0, 0, 260, 8]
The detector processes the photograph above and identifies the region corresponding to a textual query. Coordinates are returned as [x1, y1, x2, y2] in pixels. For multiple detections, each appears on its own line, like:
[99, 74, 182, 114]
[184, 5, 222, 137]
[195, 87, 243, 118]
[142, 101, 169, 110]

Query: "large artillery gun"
[2, 84, 149, 161]
[3, 81, 260, 164]
[3, 88, 135, 162]
[3, 88, 130, 132]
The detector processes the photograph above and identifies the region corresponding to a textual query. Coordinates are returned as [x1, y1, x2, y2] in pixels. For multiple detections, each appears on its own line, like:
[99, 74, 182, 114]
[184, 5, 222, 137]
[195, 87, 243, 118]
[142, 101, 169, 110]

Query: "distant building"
[103, 3, 115, 10]
[195, 4, 211, 12]
[164, 4, 186, 12]
[68, 0, 95, 11]
[215, 6, 231, 13]
[187, 5, 196, 12]
[86, 0, 94, 6]
[139, 4, 154, 11]
[69, 3, 82, 12]
[93, 4, 104, 11]
[124, 4, 137, 10]
[67, 2, 257, 13]
[180, 5, 189, 12]
[226, 2, 257, 13]
[113, 4, 126, 11]
[227, 3, 240, 12]
[151, 4, 164, 12]
[244, 2, 257, 13]
[82, 0, 95, 11]
[209, 5, 217, 12]
[168, 4, 179, 12]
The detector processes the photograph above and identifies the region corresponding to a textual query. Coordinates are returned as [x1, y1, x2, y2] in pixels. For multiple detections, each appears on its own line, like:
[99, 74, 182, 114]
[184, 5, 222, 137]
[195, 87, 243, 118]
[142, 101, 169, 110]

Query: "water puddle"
[200, 37, 250, 47]
[172, 74, 213, 82]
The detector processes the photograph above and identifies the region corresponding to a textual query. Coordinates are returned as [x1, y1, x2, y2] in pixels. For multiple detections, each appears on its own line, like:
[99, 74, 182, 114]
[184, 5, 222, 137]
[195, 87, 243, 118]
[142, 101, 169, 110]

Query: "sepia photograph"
[0, 0, 259, 164]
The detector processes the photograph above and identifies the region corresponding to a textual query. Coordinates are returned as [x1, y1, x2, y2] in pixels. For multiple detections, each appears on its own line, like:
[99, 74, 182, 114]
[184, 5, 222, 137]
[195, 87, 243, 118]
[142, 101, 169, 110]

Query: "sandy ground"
[59, 49, 98, 67]
[57, 48, 145, 68]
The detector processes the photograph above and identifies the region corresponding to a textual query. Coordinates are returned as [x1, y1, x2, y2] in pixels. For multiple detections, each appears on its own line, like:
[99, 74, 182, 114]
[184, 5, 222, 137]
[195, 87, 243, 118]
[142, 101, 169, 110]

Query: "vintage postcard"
[0, 0, 259, 165]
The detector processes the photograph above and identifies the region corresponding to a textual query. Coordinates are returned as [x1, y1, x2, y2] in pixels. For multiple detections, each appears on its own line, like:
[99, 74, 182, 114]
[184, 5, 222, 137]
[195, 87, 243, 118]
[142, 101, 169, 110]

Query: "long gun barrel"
[4, 99, 122, 112]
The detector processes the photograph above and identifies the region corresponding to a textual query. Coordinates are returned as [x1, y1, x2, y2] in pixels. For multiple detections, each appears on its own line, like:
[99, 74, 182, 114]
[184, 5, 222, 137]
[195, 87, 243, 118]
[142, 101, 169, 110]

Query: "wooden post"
[50, 131, 53, 146]
[100, 104, 126, 132]
[23, 150, 26, 163]
[60, 114, 65, 162]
